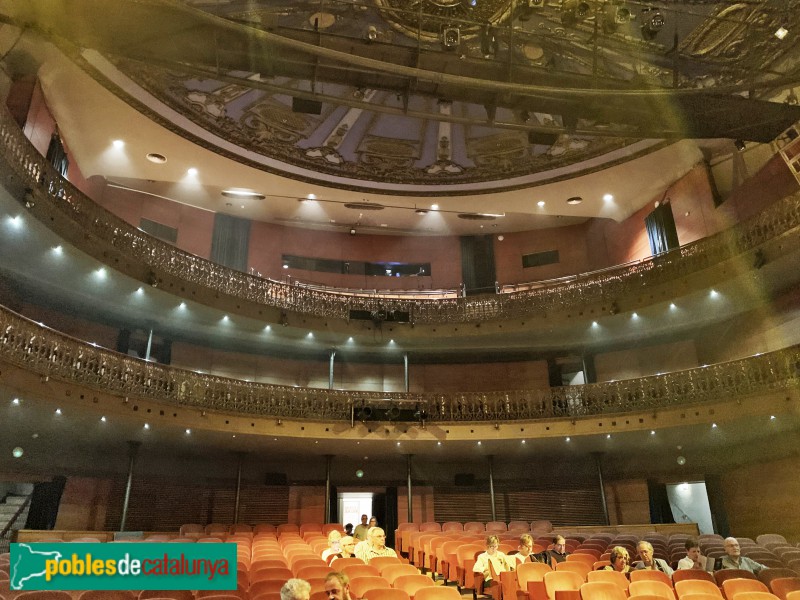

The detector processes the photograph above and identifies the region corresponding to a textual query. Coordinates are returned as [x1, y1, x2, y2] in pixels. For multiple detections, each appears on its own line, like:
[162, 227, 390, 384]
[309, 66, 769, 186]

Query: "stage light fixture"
[603, 2, 632, 34]
[442, 26, 461, 49]
[561, 0, 591, 27]
[640, 7, 664, 40]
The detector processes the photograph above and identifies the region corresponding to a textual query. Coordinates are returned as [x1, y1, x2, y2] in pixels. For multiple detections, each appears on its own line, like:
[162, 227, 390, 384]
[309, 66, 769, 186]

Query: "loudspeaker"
[265, 472, 288, 485]
[292, 97, 323, 114]
[454, 473, 475, 486]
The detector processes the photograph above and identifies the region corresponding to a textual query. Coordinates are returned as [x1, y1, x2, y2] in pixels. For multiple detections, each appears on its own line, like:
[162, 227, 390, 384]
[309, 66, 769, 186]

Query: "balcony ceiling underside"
[2, 0, 800, 234]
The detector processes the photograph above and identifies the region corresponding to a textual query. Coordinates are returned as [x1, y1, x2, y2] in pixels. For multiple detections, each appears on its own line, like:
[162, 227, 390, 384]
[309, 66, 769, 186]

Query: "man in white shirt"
[355, 527, 398, 564]
[677, 538, 707, 570]
[718, 537, 766, 574]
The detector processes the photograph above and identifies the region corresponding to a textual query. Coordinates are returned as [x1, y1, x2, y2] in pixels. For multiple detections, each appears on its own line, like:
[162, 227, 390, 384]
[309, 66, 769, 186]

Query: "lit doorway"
[338, 492, 374, 530]
[666, 481, 715, 534]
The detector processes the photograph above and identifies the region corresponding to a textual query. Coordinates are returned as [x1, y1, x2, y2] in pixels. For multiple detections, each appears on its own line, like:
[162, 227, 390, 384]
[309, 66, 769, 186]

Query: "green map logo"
[10, 543, 237, 591]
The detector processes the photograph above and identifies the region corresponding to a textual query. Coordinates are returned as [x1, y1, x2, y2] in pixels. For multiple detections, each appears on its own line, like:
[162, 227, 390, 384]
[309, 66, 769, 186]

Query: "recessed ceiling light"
[431, 204, 439, 210]
[100, 416, 107, 422]
[775, 26, 788, 39]
[146, 153, 167, 164]
[112, 140, 124, 148]
[602, 193, 613, 201]
[12, 447, 23, 458]
[185, 428, 191, 435]
[415, 208, 429, 215]
[566, 196, 583, 205]
[222, 189, 266, 200]
[187, 168, 198, 176]
[565, 437, 571, 442]
[55, 408, 62, 415]
[308, 194, 317, 199]
[144, 423, 150, 429]
[12, 398, 20, 405]
[537, 201, 545, 207]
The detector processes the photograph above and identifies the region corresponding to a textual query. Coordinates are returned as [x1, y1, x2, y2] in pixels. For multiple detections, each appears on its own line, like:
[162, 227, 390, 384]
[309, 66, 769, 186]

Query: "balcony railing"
[1, 304, 797, 422]
[1, 106, 800, 325]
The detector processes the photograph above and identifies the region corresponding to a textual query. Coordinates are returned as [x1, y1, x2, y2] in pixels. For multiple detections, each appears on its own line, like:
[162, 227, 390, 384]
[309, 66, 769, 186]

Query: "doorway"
[666, 481, 715, 534]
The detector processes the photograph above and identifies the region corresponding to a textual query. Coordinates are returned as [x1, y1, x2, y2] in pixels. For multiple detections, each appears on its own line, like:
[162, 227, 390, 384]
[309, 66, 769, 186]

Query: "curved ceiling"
[3, 0, 800, 235]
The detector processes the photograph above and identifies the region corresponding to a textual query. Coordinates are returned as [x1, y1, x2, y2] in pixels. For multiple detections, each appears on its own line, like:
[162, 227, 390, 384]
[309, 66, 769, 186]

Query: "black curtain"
[210, 213, 251, 272]
[24, 476, 67, 529]
[704, 475, 730, 536]
[644, 202, 680, 256]
[460, 235, 496, 295]
[329, 485, 338, 524]
[46, 133, 69, 177]
[383, 487, 399, 549]
[646, 479, 675, 524]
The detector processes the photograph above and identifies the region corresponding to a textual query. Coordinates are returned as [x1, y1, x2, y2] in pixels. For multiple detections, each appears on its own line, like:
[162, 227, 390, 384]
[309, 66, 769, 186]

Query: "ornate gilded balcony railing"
[2, 304, 798, 422]
[1, 106, 800, 325]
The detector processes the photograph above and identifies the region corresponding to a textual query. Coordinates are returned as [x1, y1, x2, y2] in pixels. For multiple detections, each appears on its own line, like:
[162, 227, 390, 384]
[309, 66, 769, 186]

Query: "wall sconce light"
[442, 26, 461, 50]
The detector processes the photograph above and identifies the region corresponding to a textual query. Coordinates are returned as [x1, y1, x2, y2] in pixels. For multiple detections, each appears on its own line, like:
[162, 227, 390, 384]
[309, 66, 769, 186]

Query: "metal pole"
[406, 454, 413, 523]
[404, 353, 409, 393]
[329, 350, 336, 389]
[324, 455, 333, 523]
[144, 329, 153, 361]
[119, 441, 141, 532]
[233, 452, 244, 524]
[487, 455, 496, 522]
[592, 452, 610, 525]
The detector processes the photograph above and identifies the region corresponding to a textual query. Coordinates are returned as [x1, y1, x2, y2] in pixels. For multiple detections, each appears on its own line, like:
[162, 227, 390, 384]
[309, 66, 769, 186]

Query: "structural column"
[404, 353, 409, 392]
[324, 455, 333, 523]
[119, 440, 141, 532]
[487, 455, 496, 522]
[592, 452, 610, 525]
[406, 454, 413, 523]
[233, 452, 245, 524]
[329, 350, 336, 389]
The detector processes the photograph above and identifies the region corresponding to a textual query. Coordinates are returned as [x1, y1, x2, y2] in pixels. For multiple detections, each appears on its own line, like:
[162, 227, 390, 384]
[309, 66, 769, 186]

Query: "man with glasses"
[632, 541, 673, 576]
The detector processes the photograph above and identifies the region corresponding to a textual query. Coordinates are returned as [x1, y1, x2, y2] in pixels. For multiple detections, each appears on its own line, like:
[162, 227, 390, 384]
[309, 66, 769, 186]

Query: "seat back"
[555, 561, 591, 581]
[728, 594, 780, 600]
[716, 571, 759, 586]
[343, 565, 381, 580]
[722, 579, 769, 599]
[674, 579, 723, 599]
[331, 557, 366, 570]
[464, 523, 486, 533]
[587, 570, 630, 591]
[517, 562, 553, 586]
[673, 571, 717, 585]
[382, 565, 421, 585]
[770, 579, 800, 600]
[544, 570, 584, 600]
[414, 587, 462, 600]
[629, 580, 674, 599]
[350, 576, 392, 598]
[393, 574, 436, 598]
[581, 581, 628, 600]
[297, 566, 335, 580]
[630, 570, 672, 588]
[363, 589, 412, 600]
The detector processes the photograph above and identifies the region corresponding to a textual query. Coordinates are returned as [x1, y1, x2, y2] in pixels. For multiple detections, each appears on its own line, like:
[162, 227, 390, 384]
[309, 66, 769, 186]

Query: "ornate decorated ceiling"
[7, 0, 800, 198]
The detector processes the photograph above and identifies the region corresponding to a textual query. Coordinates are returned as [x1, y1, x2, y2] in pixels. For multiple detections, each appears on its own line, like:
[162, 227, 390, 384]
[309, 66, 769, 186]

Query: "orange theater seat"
[363, 589, 412, 600]
[771, 579, 800, 600]
[721, 579, 769, 599]
[674, 580, 723, 600]
[587, 570, 630, 592]
[414, 587, 463, 600]
[629, 580, 674, 600]
[350, 576, 393, 598]
[630, 570, 673, 588]
[581, 581, 628, 600]
[392, 574, 436, 599]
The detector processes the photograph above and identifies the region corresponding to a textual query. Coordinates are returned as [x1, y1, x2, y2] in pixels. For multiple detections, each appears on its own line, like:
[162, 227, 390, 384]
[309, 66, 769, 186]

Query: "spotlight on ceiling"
[775, 26, 788, 40]
[734, 139, 746, 152]
[365, 25, 378, 41]
[603, 2, 632, 34]
[640, 7, 664, 40]
[349, 227, 357, 236]
[442, 26, 461, 50]
[560, 0, 591, 27]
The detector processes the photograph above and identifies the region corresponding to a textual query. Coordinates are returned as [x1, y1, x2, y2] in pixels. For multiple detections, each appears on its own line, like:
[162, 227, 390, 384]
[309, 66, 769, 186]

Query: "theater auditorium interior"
[1, 0, 800, 597]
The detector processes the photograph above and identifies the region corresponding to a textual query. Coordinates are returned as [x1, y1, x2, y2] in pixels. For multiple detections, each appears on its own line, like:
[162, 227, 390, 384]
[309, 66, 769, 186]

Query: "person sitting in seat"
[474, 535, 512, 587]
[632, 541, 673, 576]
[509, 534, 535, 568]
[717, 537, 766, 573]
[355, 527, 397, 564]
[541, 535, 569, 565]
[281, 579, 312, 600]
[603, 547, 631, 574]
[344, 523, 354, 536]
[324, 572, 352, 600]
[677, 538, 706, 570]
[322, 530, 343, 562]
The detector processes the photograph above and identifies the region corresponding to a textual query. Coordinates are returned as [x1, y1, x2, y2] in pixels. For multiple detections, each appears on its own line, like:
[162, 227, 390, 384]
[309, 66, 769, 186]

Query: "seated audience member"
[344, 523, 354, 536]
[339, 536, 356, 558]
[677, 538, 706, 570]
[282, 579, 312, 600]
[355, 527, 398, 564]
[474, 535, 512, 586]
[603, 547, 631, 574]
[509, 534, 535, 567]
[632, 541, 674, 576]
[322, 530, 343, 562]
[369, 516, 378, 528]
[717, 537, 766, 573]
[324, 572, 352, 600]
[542, 535, 569, 565]
[353, 514, 370, 541]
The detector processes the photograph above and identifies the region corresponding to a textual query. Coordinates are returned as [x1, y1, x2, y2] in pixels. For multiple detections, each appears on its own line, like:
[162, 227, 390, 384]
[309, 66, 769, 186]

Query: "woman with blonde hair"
[603, 546, 631, 574]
